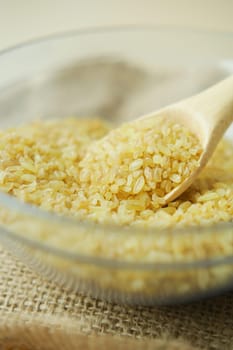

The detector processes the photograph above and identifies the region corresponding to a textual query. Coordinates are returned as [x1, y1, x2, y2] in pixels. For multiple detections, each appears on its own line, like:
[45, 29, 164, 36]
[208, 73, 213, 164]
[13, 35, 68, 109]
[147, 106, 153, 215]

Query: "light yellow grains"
[21, 174, 36, 182]
[0, 118, 110, 215]
[169, 174, 182, 184]
[197, 192, 220, 202]
[79, 117, 202, 213]
[129, 159, 143, 171]
[0, 116, 232, 230]
[133, 176, 145, 194]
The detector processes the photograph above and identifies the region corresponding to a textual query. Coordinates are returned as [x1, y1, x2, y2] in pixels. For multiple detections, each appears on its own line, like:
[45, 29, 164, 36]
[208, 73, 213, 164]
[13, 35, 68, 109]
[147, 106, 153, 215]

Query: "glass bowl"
[0, 27, 232, 305]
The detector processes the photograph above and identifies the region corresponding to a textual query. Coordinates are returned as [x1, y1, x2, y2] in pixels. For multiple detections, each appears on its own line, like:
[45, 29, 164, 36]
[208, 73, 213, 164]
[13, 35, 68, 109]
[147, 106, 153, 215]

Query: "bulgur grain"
[0, 115, 232, 300]
[0, 117, 231, 230]
[79, 117, 203, 219]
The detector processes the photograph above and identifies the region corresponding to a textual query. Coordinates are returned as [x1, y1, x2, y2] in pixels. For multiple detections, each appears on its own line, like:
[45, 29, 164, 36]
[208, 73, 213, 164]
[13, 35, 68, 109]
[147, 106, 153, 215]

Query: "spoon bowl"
[139, 75, 233, 202]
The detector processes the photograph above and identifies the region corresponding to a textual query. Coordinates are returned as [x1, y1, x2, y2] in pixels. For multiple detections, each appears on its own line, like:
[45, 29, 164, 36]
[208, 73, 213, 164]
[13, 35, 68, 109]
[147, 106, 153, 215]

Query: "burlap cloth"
[0, 247, 232, 350]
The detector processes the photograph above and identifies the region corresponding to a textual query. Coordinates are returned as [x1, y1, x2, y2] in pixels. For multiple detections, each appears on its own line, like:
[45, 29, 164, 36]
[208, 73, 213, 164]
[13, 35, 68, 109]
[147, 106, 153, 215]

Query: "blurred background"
[0, 0, 232, 50]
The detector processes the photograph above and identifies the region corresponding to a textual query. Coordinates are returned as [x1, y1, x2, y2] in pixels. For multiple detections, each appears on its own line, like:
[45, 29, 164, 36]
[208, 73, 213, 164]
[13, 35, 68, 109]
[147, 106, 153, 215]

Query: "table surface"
[0, 0, 232, 51]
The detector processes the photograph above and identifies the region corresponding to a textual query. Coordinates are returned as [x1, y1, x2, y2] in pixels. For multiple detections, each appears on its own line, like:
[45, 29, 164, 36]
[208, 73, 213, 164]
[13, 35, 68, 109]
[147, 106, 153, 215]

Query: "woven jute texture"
[0, 247, 232, 350]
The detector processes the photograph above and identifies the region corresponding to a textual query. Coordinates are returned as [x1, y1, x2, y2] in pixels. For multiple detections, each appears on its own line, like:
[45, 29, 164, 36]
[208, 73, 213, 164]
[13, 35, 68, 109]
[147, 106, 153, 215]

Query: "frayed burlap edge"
[0, 314, 199, 350]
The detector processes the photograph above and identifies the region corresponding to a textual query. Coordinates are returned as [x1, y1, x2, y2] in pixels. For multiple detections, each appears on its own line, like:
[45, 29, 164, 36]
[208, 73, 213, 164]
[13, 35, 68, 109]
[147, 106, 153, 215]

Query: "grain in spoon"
[80, 75, 233, 205]
[143, 75, 233, 202]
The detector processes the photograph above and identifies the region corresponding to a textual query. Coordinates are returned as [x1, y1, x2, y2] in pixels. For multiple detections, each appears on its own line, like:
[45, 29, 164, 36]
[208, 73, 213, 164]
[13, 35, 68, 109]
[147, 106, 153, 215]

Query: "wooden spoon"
[139, 75, 233, 203]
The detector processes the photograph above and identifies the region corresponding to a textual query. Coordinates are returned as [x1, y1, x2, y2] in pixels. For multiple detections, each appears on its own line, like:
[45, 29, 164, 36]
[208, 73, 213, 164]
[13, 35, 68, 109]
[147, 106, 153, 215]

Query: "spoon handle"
[185, 75, 233, 147]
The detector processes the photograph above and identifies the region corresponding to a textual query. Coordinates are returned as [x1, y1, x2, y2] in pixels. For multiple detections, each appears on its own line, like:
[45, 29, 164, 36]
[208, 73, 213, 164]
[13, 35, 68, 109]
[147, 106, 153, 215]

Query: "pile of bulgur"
[0, 117, 232, 228]
[0, 118, 110, 215]
[0, 116, 232, 300]
[79, 117, 202, 224]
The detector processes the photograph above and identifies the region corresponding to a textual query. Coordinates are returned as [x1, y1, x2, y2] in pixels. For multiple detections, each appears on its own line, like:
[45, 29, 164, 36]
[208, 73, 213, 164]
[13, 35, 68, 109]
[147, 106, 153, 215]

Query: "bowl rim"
[0, 26, 232, 269]
[0, 24, 233, 56]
